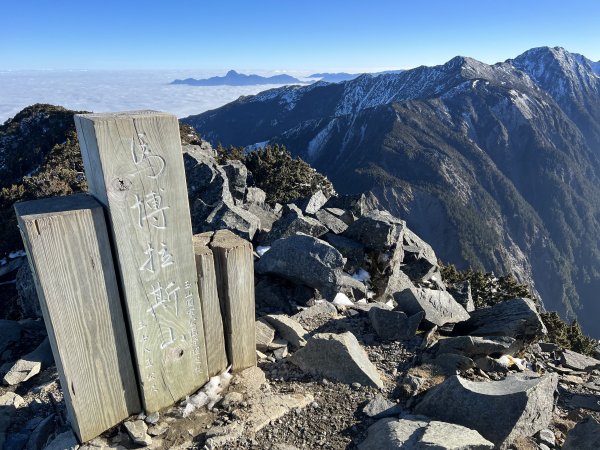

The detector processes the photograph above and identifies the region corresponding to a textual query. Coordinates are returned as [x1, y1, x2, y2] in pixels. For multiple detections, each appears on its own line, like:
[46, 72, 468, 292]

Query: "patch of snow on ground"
[256, 246, 270, 257]
[351, 269, 371, 282]
[332, 293, 353, 306]
[307, 119, 337, 159]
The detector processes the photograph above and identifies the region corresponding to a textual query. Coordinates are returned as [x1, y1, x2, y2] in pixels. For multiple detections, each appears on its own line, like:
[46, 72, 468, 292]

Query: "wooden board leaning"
[15, 194, 141, 442]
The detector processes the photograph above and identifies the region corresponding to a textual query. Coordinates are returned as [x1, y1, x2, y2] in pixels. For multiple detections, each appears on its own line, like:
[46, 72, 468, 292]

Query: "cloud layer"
[0, 70, 285, 124]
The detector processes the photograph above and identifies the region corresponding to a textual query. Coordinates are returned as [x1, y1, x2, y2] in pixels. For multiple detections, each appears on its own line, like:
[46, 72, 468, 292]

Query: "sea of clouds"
[0, 69, 289, 124]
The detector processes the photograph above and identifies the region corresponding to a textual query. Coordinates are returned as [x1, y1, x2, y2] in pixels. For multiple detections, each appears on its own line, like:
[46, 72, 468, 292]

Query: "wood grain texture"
[210, 230, 256, 372]
[15, 194, 141, 442]
[74, 111, 209, 412]
[192, 232, 228, 376]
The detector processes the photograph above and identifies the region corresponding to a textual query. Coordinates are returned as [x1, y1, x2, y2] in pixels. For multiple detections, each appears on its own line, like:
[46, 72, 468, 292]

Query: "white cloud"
[0, 70, 286, 124]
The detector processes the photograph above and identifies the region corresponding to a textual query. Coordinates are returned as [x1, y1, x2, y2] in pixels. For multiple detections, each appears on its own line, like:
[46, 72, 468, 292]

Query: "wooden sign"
[192, 233, 228, 376]
[75, 111, 209, 412]
[15, 194, 141, 442]
[210, 230, 256, 371]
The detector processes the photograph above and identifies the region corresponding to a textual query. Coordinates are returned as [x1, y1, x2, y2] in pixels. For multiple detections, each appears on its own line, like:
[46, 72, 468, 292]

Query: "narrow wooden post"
[15, 194, 141, 443]
[192, 233, 228, 376]
[210, 230, 256, 372]
[74, 111, 209, 412]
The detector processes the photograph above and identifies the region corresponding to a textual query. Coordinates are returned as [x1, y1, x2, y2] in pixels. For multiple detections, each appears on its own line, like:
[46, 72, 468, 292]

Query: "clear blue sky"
[2, 0, 599, 72]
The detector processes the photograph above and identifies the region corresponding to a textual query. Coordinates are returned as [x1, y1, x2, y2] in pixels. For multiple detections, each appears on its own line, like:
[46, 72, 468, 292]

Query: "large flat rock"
[561, 349, 600, 371]
[358, 416, 494, 450]
[289, 331, 383, 388]
[343, 210, 405, 251]
[435, 336, 518, 358]
[414, 373, 558, 448]
[394, 287, 470, 326]
[453, 298, 546, 343]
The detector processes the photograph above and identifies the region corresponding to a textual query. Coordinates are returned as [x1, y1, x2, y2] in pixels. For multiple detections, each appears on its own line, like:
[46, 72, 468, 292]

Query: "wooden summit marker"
[75, 111, 209, 412]
[192, 233, 228, 377]
[210, 230, 256, 372]
[15, 194, 141, 442]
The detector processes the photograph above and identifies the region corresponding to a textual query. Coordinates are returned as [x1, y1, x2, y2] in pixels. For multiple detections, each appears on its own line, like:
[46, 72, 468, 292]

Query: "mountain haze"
[184, 46, 600, 338]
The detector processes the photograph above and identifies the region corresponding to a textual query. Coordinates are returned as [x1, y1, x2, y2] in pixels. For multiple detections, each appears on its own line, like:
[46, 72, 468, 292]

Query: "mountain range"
[183, 46, 600, 338]
[171, 70, 306, 86]
[170, 69, 407, 86]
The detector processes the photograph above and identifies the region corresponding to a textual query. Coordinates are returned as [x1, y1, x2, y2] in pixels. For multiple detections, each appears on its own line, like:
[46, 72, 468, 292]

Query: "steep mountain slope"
[184, 47, 600, 337]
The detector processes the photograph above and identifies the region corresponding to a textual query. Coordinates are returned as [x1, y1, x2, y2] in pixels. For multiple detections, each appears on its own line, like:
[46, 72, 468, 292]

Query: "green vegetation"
[540, 312, 597, 356]
[0, 130, 87, 254]
[216, 143, 335, 204]
[442, 263, 597, 356]
[441, 263, 531, 308]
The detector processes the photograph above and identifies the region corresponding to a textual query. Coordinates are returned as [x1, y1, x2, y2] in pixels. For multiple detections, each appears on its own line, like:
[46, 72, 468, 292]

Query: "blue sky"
[2, 0, 600, 72]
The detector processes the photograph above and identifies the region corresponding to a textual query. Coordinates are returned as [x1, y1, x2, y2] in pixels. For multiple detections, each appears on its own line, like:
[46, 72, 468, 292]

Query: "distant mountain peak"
[170, 71, 306, 87]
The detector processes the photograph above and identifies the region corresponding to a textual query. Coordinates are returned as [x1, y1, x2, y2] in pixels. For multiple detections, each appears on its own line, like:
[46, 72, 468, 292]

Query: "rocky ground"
[1, 141, 600, 449]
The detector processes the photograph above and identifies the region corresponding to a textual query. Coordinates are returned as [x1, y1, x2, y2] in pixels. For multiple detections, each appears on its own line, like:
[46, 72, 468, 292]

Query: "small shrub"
[216, 143, 335, 204]
[441, 263, 531, 308]
[541, 311, 597, 356]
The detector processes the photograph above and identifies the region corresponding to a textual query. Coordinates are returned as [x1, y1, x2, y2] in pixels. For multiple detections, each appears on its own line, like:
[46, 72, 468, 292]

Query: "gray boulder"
[323, 207, 354, 225]
[244, 203, 281, 233]
[292, 302, 338, 331]
[3, 337, 53, 385]
[414, 373, 559, 448]
[260, 205, 328, 244]
[263, 315, 308, 349]
[322, 234, 365, 273]
[562, 416, 600, 450]
[315, 209, 348, 234]
[221, 160, 248, 203]
[375, 262, 415, 303]
[343, 210, 405, 251]
[453, 298, 546, 343]
[324, 193, 380, 218]
[435, 336, 518, 358]
[448, 280, 475, 312]
[43, 430, 79, 450]
[362, 395, 403, 419]
[16, 263, 42, 319]
[255, 319, 276, 352]
[358, 416, 494, 450]
[183, 145, 231, 203]
[198, 200, 260, 241]
[255, 234, 345, 299]
[560, 349, 600, 372]
[401, 228, 440, 283]
[296, 190, 328, 215]
[289, 331, 383, 388]
[394, 287, 470, 327]
[368, 306, 423, 341]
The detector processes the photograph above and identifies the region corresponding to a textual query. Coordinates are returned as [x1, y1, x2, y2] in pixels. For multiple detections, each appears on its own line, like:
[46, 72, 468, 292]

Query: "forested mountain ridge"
[183, 46, 600, 337]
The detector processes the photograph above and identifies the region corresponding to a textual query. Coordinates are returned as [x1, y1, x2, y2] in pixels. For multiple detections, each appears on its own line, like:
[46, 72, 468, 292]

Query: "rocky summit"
[1, 128, 600, 449]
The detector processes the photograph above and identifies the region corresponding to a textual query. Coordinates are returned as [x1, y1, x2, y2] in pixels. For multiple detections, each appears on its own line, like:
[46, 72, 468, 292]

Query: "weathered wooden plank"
[74, 111, 209, 412]
[14, 194, 141, 442]
[210, 230, 256, 372]
[192, 232, 228, 376]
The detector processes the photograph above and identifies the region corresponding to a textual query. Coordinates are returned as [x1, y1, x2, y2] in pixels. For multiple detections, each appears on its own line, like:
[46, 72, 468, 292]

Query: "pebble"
[144, 412, 160, 425]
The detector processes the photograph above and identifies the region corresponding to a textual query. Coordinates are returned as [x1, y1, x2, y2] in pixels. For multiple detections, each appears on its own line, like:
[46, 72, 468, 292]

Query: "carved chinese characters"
[75, 111, 209, 412]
